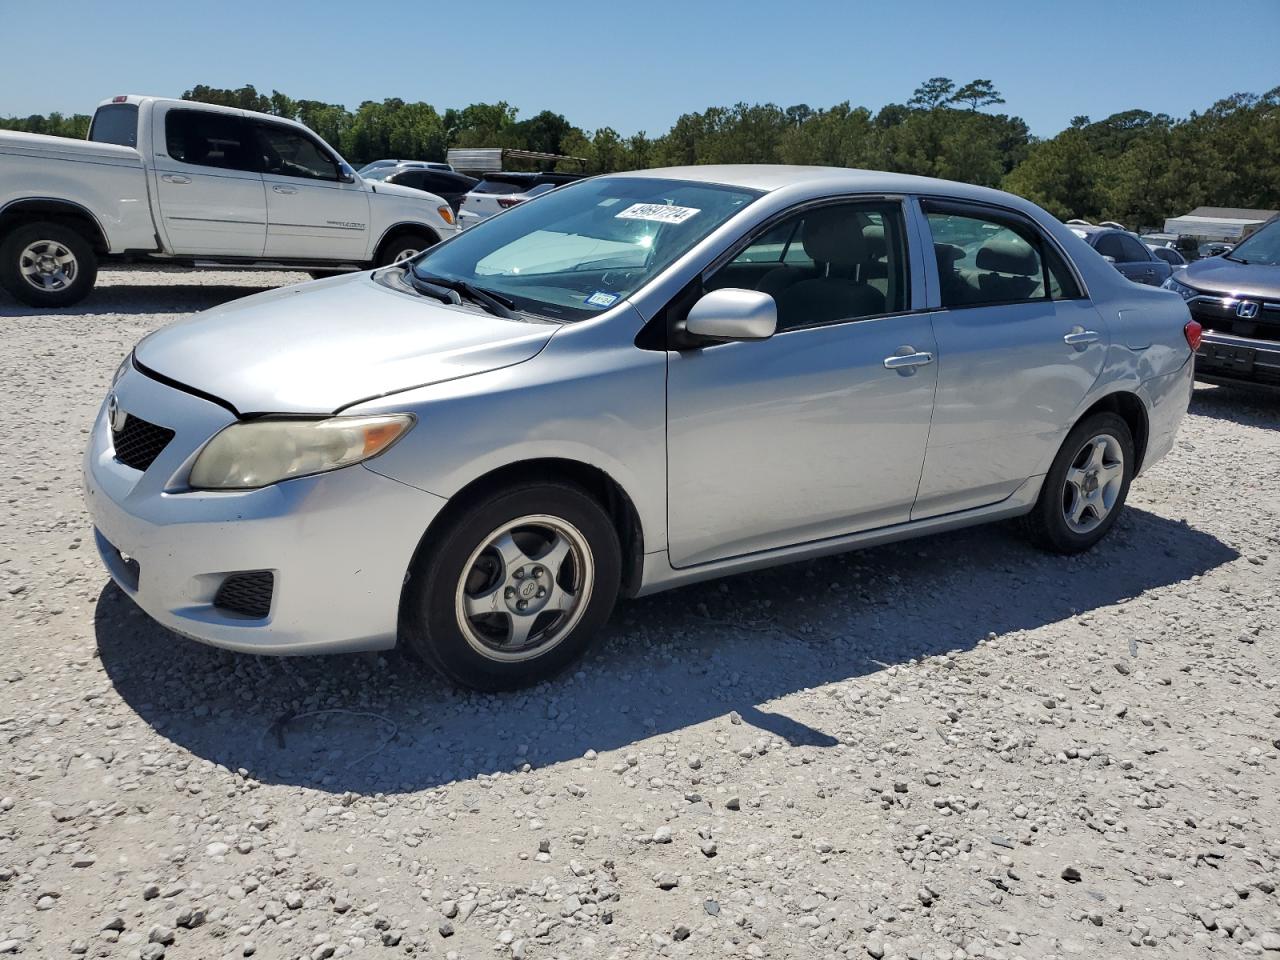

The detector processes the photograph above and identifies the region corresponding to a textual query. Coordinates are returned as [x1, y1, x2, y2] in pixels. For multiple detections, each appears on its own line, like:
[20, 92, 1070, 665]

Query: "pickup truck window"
[165, 110, 257, 173]
[88, 104, 138, 148]
[252, 123, 339, 181]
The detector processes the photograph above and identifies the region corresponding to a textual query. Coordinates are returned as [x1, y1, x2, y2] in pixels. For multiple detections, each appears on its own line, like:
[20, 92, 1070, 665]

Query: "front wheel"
[400, 482, 621, 691]
[1023, 412, 1135, 554]
[376, 231, 435, 267]
[0, 222, 98, 307]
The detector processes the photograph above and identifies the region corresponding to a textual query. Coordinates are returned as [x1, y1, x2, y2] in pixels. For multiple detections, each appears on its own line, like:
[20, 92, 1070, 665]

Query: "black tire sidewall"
[0, 222, 97, 307]
[377, 231, 435, 267]
[402, 483, 621, 691]
[1034, 412, 1135, 553]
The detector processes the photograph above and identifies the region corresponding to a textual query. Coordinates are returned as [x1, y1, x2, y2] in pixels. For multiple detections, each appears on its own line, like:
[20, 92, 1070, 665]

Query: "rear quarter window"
[88, 104, 139, 148]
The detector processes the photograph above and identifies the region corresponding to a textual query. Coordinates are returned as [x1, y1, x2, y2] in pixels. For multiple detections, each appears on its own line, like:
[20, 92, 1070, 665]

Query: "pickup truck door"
[150, 104, 266, 255]
[249, 120, 371, 261]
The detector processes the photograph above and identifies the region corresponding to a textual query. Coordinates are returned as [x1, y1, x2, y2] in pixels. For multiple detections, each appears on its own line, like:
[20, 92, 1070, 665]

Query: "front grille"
[112, 415, 175, 471]
[213, 571, 274, 619]
[1190, 297, 1280, 344]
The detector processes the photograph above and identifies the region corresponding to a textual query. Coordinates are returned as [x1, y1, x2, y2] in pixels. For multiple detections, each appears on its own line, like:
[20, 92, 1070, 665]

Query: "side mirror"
[685, 288, 777, 343]
[339, 170, 356, 184]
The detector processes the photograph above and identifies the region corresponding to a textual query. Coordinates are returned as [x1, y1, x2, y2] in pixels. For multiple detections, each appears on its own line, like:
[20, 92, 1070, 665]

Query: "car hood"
[370, 179, 447, 206]
[1182, 257, 1280, 300]
[132, 272, 557, 415]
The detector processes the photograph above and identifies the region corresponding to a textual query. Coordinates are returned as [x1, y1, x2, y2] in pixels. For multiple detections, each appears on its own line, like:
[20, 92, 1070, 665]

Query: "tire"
[400, 481, 621, 691]
[1023, 412, 1135, 554]
[0, 221, 98, 308]
[376, 231, 436, 267]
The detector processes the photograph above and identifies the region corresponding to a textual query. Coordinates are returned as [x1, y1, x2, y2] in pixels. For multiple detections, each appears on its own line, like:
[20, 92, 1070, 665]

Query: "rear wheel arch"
[399, 458, 645, 618]
[1078, 391, 1149, 474]
[0, 198, 109, 254]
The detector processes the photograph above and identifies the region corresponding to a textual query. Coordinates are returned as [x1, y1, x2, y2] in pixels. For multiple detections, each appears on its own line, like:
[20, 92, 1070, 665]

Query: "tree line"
[3, 79, 1277, 231]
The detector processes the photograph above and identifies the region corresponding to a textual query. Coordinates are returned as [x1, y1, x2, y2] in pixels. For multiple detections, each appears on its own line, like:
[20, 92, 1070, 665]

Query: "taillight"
[1184, 320, 1202, 351]
[111, 95, 128, 103]
[496, 197, 523, 209]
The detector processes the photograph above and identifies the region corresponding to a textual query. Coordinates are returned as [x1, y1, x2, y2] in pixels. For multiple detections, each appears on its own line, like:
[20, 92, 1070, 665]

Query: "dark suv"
[1163, 216, 1280, 391]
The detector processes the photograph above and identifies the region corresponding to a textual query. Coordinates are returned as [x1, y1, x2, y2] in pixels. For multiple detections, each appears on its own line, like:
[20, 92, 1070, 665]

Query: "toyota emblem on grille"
[1236, 300, 1260, 319]
[106, 393, 127, 431]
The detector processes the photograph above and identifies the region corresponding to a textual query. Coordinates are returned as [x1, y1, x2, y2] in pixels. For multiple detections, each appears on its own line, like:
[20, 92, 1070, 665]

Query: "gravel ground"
[1, 268, 1278, 960]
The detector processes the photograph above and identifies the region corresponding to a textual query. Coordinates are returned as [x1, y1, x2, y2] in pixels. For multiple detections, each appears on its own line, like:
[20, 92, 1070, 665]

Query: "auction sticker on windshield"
[616, 203, 700, 224]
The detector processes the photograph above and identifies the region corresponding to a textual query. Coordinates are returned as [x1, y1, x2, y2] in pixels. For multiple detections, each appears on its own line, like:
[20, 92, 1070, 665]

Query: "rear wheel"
[1023, 412, 1134, 554]
[0, 222, 98, 307]
[377, 231, 436, 267]
[400, 482, 621, 691]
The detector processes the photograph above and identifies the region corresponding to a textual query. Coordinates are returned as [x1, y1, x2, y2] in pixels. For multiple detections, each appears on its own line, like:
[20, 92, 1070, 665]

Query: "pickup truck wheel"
[0, 222, 98, 308]
[376, 231, 435, 267]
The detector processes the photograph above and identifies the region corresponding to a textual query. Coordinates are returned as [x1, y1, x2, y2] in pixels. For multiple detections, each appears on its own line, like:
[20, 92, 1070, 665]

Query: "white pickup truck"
[0, 95, 459, 307]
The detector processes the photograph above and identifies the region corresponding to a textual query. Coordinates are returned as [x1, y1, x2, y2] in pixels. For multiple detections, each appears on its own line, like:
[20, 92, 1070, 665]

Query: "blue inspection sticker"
[585, 291, 620, 308]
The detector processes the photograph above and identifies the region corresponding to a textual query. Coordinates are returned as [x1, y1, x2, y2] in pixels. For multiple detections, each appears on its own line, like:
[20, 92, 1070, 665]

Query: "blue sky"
[3, 0, 1277, 137]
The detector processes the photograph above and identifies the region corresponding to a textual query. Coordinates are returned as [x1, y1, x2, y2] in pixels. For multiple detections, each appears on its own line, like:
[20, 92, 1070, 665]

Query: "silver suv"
[85, 166, 1195, 690]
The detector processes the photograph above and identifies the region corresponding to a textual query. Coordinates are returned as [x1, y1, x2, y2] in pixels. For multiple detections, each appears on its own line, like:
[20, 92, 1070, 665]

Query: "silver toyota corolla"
[85, 166, 1197, 690]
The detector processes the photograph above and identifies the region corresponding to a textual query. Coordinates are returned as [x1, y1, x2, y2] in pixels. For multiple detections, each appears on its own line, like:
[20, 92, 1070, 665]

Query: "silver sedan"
[85, 166, 1196, 690]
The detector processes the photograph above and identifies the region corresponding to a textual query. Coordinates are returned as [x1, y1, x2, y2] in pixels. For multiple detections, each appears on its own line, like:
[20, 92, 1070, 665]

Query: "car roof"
[606, 164, 1046, 209]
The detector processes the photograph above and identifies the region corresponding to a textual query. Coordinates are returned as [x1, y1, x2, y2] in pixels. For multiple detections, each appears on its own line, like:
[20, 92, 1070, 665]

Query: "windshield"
[1226, 220, 1280, 265]
[410, 176, 761, 321]
[361, 168, 394, 181]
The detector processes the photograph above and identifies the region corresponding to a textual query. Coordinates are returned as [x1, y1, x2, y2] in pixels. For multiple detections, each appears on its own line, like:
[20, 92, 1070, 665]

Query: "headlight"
[1161, 275, 1197, 300]
[188, 414, 413, 490]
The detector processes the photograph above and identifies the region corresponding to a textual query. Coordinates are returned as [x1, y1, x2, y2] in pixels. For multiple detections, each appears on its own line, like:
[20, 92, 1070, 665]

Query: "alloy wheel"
[1061, 433, 1125, 534]
[19, 239, 78, 292]
[454, 515, 594, 663]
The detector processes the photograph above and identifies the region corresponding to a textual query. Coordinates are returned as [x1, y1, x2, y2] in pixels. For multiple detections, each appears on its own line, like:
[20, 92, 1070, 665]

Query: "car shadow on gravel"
[0, 271, 293, 318]
[94, 506, 1237, 796]
[1190, 383, 1279, 428]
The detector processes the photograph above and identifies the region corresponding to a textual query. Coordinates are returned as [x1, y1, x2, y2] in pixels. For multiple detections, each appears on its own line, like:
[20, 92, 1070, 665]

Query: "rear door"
[150, 105, 266, 255]
[914, 199, 1108, 518]
[250, 120, 370, 261]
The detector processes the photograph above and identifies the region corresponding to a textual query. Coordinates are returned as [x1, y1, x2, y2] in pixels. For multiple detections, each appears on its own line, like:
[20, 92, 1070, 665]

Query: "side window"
[1118, 235, 1151, 262]
[1093, 233, 1126, 261]
[252, 123, 338, 181]
[165, 110, 256, 172]
[715, 201, 908, 331]
[924, 202, 1081, 307]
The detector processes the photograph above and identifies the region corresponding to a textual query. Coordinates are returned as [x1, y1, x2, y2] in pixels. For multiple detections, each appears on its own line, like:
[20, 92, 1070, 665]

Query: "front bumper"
[83, 364, 447, 655]
[1195, 331, 1280, 391]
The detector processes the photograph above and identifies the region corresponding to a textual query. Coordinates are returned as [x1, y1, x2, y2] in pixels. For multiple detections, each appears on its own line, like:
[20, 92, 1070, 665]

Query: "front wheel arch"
[373, 224, 440, 266]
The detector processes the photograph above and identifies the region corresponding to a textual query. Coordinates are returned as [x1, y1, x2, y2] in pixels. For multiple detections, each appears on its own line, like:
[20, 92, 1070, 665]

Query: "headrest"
[976, 240, 1038, 277]
[802, 208, 869, 266]
[863, 224, 886, 259]
[934, 243, 965, 267]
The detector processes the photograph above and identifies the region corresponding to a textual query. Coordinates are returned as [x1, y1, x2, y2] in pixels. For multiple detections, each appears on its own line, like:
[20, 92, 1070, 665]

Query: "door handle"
[1063, 329, 1101, 347]
[272, 185, 298, 195]
[160, 174, 191, 184]
[883, 350, 934, 370]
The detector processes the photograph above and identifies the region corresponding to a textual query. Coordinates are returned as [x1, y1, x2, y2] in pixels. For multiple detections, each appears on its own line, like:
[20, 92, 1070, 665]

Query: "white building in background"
[1163, 206, 1278, 243]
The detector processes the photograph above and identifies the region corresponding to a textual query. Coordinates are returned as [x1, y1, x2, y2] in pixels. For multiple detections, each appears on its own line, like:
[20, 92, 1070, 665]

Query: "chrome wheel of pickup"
[19, 239, 78, 292]
[454, 514, 594, 663]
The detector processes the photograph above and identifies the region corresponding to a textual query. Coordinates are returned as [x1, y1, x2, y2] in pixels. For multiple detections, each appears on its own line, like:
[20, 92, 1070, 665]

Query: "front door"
[665, 200, 938, 568]
[151, 105, 266, 255]
[913, 200, 1109, 518]
[251, 120, 370, 261]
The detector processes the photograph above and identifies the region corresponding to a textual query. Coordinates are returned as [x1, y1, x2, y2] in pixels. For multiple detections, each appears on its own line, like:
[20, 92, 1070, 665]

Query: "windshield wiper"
[414, 272, 519, 319]
[401, 267, 461, 305]
[1223, 254, 1249, 264]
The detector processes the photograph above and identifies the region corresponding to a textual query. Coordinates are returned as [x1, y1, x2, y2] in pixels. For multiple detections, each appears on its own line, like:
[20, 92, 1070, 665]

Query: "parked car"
[1163, 216, 1280, 391]
[1143, 240, 1188, 268]
[458, 172, 583, 227]
[1199, 241, 1234, 259]
[362, 164, 477, 214]
[0, 96, 458, 307]
[358, 159, 454, 175]
[1067, 224, 1173, 286]
[85, 167, 1194, 690]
